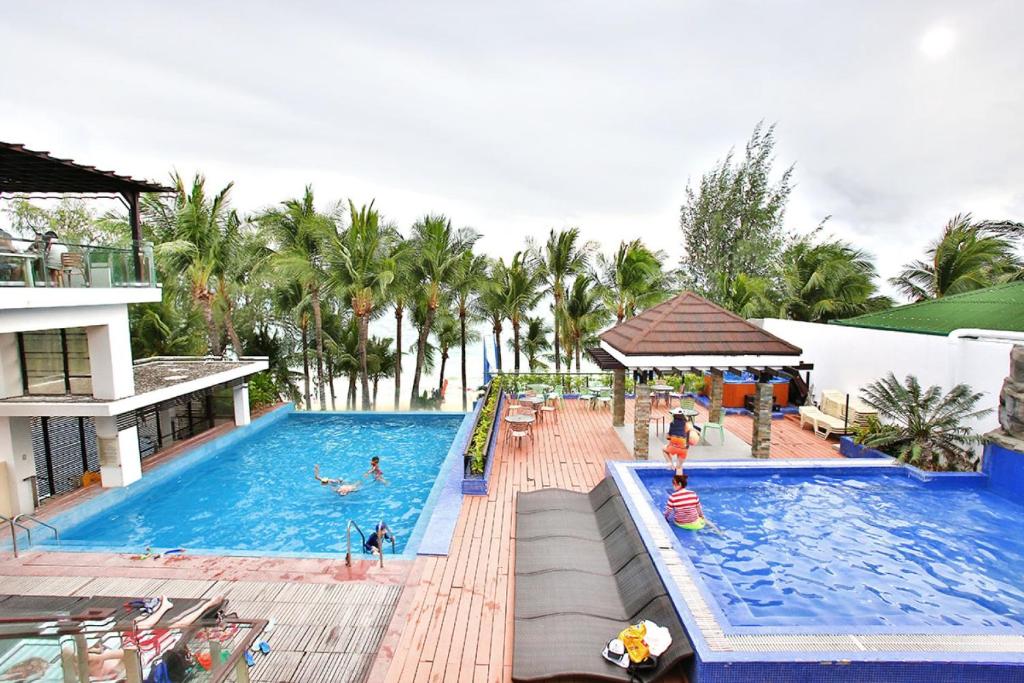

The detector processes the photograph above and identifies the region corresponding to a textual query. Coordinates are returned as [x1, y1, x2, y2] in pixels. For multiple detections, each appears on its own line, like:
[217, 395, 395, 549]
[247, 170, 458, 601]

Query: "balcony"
[0, 235, 156, 289]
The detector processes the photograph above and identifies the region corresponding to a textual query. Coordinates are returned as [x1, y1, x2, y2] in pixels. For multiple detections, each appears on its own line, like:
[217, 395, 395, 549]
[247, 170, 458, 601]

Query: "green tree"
[536, 228, 593, 373]
[521, 316, 552, 371]
[779, 235, 892, 322]
[504, 251, 544, 373]
[329, 200, 399, 410]
[407, 215, 478, 407]
[562, 274, 607, 370]
[3, 198, 127, 245]
[256, 186, 335, 409]
[129, 301, 206, 358]
[860, 373, 991, 471]
[450, 251, 490, 409]
[891, 214, 1024, 301]
[388, 240, 414, 410]
[679, 122, 794, 304]
[432, 313, 461, 395]
[716, 272, 777, 318]
[367, 336, 396, 409]
[474, 260, 508, 372]
[597, 239, 669, 324]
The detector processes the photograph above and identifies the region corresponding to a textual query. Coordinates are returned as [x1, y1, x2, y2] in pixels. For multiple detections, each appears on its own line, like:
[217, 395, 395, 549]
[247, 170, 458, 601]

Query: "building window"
[18, 328, 93, 396]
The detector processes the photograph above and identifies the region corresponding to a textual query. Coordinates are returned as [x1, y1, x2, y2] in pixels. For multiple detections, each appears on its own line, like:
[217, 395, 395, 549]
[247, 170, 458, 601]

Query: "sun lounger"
[513, 482, 693, 682]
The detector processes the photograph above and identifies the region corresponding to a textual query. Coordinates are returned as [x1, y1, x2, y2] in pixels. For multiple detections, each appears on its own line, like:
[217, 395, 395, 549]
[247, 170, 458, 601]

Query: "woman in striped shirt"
[664, 473, 705, 531]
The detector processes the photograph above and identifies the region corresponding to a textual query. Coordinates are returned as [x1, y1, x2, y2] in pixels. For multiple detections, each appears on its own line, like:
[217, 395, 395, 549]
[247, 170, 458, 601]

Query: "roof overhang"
[599, 341, 805, 372]
[0, 357, 268, 417]
[0, 142, 173, 195]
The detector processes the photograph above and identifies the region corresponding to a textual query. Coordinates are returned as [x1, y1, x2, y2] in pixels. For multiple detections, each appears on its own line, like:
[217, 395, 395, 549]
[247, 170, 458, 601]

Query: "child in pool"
[364, 523, 394, 556]
[314, 463, 343, 485]
[364, 456, 387, 484]
[664, 473, 705, 531]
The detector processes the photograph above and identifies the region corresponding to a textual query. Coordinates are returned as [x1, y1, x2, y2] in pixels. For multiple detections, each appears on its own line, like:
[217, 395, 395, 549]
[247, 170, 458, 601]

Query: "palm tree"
[388, 240, 413, 410]
[521, 316, 552, 371]
[474, 259, 508, 372]
[780, 237, 892, 322]
[432, 313, 461, 395]
[504, 251, 544, 373]
[366, 336, 396, 409]
[329, 200, 399, 410]
[562, 274, 606, 370]
[891, 214, 1023, 301]
[407, 215, 478, 407]
[450, 251, 489, 409]
[257, 186, 335, 409]
[129, 301, 206, 358]
[145, 173, 239, 356]
[716, 272, 777, 318]
[272, 281, 313, 408]
[860, 373, 991, 471]
[536, 228, 592, 373]
[597, 239, 669, 324]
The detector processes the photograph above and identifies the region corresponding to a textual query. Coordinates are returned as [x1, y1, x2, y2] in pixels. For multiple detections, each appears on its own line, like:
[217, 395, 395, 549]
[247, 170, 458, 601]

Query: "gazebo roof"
[600, 291, 802, 357]
[0, 141, 172, 195]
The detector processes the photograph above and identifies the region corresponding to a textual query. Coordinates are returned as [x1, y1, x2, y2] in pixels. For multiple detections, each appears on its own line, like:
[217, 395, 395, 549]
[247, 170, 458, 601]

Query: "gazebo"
[587, 291, 811, 458]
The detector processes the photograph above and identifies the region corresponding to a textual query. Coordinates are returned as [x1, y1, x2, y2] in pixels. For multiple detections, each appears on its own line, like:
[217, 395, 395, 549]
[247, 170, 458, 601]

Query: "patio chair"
[61, 252, 87, 287]
[540, 401, 558, 423]
[700, 421, 725, 445]
[509, 424, 532, 449]
[679, 396, 696, 411]
[798, 405, 825, 430]
[595, 395, 612, 410]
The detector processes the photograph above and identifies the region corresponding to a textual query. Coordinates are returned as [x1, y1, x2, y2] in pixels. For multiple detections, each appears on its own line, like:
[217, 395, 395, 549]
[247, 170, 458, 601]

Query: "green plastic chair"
[700, 421, 725, 445]
[679, 396, 696, 411]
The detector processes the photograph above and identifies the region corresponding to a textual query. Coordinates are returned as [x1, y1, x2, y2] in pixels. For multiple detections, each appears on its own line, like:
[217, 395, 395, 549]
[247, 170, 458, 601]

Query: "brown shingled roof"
[599, 291, 802, 357]
[0, 142, 173, 195]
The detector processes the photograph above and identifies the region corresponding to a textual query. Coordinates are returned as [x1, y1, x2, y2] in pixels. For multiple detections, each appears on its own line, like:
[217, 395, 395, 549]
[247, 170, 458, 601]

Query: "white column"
[86, 306, 135, 400]
[0, 416, 38, 516]
[95, 416, 142, 488]
[0, 332, 22, 399]
[233, 383, 251, 426]
[157, 407, 176, 445]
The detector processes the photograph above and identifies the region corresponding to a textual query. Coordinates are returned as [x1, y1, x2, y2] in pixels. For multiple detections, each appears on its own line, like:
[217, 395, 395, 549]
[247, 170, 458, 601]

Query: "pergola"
[0, 142, 172, 275]
[586, 291, 811, 459]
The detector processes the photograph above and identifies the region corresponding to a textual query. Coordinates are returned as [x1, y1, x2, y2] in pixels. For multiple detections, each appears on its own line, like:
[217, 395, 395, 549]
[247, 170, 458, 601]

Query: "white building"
[0, 143, 267, 520]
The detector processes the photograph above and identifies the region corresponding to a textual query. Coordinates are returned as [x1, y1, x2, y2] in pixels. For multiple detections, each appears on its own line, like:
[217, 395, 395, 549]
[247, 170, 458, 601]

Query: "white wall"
[758, 318, 1016, 436]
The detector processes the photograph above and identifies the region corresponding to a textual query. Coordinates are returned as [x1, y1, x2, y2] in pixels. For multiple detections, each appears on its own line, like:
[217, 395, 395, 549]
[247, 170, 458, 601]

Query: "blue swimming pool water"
[54, 412, 464, 556]
[638, 468, 1024, 631]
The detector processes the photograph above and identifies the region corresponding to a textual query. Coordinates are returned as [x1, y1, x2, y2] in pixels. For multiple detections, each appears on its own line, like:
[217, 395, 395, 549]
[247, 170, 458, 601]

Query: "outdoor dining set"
[503, 382, 616, 448]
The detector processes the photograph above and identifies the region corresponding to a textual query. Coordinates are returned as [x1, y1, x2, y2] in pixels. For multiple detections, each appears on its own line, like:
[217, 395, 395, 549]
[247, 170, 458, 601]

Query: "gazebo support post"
[751, 382, 773, 458]
[633, 381, 651, 460]
[709, 369, 724, 424]
[612, 368, 625, 427]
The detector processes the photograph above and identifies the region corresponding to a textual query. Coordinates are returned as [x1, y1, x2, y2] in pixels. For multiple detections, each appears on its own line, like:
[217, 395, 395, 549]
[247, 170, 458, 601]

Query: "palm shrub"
[859, 373, 991, 471]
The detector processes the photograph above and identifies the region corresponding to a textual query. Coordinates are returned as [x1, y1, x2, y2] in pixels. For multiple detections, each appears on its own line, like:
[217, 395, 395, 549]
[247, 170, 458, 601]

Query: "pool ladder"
[1, 513, 60, 558]
[344, 520, 396, 568]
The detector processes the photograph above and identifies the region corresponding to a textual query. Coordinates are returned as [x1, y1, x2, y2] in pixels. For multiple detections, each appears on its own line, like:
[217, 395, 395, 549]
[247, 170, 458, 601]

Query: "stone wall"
[709, 372, 724, 424]
[751, 382, 773, 458]
[991, 345, 1024, 451]
[612, 368, 625, 428]
[634, 383, 651, 460]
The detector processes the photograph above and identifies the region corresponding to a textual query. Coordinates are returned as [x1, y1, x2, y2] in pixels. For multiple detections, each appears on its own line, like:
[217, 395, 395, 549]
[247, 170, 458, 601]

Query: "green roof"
[832, 281, 1024, 336]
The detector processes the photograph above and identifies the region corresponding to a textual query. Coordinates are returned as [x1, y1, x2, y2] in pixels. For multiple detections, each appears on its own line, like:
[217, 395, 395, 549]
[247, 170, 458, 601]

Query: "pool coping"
[26, 405, 471, 562]
[608, 458, 1024, 664]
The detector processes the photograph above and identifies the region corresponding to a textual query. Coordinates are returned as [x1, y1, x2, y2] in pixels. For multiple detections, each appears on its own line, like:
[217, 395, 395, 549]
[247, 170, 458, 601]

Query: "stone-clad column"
[751, 382, 773, 458]
[634, 382, 651, 460]
[709, 371, 724, 424]
[612, 369, 626, 427]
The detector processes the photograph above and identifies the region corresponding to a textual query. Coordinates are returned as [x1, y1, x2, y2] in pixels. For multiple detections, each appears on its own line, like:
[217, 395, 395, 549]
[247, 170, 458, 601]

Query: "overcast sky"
[3, 1, 1023, 300]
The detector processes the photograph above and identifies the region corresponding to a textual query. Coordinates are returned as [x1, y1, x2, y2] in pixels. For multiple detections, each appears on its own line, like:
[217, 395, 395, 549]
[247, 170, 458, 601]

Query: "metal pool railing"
[0, 235, 156, 288]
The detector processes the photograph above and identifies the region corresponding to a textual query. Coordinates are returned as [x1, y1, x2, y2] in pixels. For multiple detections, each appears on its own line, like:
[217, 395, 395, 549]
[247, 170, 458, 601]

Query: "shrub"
[683, 373, 705, 394]
[247, 372, 280, 410]
[468, 377, 503, 475]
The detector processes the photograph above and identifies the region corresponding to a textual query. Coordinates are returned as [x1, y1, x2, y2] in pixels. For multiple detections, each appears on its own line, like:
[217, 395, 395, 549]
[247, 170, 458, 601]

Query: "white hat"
[602, 638, 630, 668]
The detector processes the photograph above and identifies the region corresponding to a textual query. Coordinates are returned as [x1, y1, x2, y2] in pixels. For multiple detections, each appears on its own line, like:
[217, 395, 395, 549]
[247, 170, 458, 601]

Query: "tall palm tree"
[329, 200, 399, 410]
[450, 251, 490, 409]
[562, 274, 606, 370]
[780, 237, 892, 322]
[366, 336, 396, 409]
[407, 215, 478, 407]
[504, 251, 544, 372]
[891, 214, 1023, 301]
[474, 259, 509, 372]
[521, 316, 552, 371]
[272, 281, 313, 408]
[597, 239, 669, 324]
[536, 228, 592, 373]
[432, 313, 461, 395]
[257, 186, 335, 409]
[716, 272, 777, 318]
[146, 173, 239, 356]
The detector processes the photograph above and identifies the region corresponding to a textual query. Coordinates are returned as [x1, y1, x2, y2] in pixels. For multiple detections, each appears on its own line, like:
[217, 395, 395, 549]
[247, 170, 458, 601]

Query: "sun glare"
[920, 25, 956, 59]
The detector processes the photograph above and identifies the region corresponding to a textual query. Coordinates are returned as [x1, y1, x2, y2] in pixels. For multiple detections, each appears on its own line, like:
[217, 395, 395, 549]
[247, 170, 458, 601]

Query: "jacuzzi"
[702, 371, 790, 408]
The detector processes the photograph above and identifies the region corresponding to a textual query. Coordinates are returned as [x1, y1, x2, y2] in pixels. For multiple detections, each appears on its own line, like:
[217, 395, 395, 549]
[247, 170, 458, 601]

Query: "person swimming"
[364, 522, 393, 556]
[364, 456, 387, 484]
[314, 464, 343, 485]
[336, 482, 361, 496]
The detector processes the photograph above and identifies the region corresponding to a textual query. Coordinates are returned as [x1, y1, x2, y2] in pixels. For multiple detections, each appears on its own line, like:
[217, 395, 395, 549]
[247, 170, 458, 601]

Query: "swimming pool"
[611, 460, 1024, 682]
[44, 407, 467, 558]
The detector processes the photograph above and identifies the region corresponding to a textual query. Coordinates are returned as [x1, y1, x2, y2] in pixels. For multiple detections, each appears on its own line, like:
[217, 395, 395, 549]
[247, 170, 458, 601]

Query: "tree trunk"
[327, 355, 337, 410]
[373, 377, 380, 408]
[459, 312, 468, 411]
[358, 312, 371, 411]
[347, 372, 356, 409]
[394, 305, 403, 410]
[199, 295, 220, 356]
[222, 292, 243, 355]
[439, 350, 448, 394]
[575, 340, 582, 371]
[301, 319, 311, 409]
[311, 287, 327, 411]
[410, 306, 436, 408]
[553, 289, 561, 374]
[512, 317, 521, 373]
[493, 323, 503, 371]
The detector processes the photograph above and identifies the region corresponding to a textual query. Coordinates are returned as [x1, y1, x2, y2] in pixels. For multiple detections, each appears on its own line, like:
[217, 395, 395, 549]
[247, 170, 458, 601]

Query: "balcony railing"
[0, 236, 156, 288]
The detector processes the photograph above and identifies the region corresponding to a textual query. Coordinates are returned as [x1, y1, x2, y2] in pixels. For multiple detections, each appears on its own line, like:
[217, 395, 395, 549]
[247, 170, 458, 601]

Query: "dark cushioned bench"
[513, 479, 693, 682]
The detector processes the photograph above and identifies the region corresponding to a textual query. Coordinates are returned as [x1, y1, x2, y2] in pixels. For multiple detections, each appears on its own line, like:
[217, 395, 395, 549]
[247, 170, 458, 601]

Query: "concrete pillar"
[233, 383, 251, 426]
[0, 417, 38, 516]
[95, 416, 142, 488]
[86, 308, 135, 400]
[634, 383, 651, 460]
[612, 369, 626, 427]
[751, 382, 773, 459]
[0, 333, 22, 399]
[709, 371, 724, 424]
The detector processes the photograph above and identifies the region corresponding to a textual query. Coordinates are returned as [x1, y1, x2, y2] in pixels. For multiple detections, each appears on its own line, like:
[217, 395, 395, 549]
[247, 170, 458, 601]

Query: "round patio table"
[650, 384, 673, 392]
